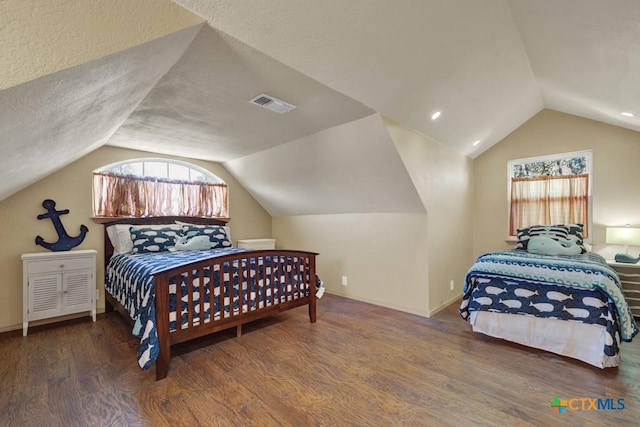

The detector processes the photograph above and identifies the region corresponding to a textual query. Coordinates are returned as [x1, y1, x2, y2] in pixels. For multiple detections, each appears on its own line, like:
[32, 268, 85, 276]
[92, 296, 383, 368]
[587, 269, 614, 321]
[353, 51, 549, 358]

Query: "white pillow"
[106, 224, 134, 256]
[107, 223, 179, 255]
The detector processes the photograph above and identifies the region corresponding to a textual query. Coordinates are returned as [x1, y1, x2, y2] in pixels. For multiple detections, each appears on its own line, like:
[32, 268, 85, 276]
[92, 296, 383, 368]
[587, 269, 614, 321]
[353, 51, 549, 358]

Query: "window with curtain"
[508, 151, 592, 238]
[93, 159, 228, 218]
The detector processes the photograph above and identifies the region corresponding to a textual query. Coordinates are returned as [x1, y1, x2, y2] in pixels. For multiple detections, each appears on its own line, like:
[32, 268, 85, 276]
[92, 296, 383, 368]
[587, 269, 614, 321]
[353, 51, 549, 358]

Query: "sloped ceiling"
[107, 25, 374, 162]
[2, 0, 640, 214]
[175, 0, 543, 157]
[0, 0, 203, 91]
[225, 114, 425, 216]
[0, 25, 202, 201]
[509, 0, 640, 127]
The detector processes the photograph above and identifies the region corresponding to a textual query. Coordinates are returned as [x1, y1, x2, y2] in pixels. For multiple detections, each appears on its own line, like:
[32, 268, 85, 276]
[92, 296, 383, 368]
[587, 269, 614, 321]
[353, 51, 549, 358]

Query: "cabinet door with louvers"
[28, 273, 63, 320]
[62, 271, 92, 312]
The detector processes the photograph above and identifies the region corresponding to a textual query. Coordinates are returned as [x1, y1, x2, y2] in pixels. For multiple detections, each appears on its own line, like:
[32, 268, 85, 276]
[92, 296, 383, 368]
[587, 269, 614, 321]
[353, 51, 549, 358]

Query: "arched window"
[93, 159, 228, 218]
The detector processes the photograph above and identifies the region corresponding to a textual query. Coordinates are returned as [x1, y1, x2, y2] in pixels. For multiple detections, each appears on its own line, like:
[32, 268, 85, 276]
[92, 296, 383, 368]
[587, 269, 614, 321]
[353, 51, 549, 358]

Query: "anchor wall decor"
[35, 199, 88, 251]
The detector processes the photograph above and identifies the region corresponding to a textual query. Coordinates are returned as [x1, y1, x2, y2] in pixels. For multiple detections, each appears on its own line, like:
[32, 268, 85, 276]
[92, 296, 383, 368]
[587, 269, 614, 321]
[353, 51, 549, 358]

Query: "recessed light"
[431, 111, 441, 120]
[473, 140, 481, 146]
[621, 112, 634, 117]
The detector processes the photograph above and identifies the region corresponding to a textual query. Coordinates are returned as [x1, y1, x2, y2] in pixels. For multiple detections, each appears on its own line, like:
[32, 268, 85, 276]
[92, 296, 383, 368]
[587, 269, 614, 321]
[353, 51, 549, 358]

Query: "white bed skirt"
[469, 311, 619, 368]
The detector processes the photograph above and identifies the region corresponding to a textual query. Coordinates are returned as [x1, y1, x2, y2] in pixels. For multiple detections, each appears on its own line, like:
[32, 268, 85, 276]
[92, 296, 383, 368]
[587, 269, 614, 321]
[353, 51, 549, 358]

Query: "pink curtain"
[510, 174, 589, 237]
[93, 172, 228, 218]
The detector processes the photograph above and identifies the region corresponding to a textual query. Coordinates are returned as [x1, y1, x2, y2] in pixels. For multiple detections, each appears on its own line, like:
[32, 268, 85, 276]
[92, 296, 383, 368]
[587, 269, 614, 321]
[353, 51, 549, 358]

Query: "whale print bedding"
[106, 248, 320, 370]
[460, 250, 638, 367]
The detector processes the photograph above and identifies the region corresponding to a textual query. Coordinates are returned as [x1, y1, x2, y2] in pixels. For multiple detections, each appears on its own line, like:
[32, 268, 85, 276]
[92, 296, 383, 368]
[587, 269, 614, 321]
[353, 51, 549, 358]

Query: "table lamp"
[606, 226, 640, 263]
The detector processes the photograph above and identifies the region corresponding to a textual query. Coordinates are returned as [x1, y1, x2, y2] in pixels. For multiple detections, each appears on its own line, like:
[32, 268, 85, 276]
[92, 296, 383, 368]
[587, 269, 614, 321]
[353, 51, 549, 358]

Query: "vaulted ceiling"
[1, 0, 639, 214]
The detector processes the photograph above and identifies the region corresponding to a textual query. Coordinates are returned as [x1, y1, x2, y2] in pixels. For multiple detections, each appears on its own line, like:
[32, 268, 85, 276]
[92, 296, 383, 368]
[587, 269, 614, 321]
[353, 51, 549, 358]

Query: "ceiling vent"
[249, 93, 296, 114]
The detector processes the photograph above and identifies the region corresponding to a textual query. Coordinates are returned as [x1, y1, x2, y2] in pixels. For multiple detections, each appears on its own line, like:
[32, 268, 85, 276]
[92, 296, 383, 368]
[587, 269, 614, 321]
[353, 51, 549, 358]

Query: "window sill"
[90, 216, 230, 225]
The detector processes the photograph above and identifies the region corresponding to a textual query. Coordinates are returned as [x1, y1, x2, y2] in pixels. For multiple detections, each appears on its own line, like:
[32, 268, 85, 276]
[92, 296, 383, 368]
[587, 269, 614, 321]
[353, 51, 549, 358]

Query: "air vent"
[249, 93, 296, 114]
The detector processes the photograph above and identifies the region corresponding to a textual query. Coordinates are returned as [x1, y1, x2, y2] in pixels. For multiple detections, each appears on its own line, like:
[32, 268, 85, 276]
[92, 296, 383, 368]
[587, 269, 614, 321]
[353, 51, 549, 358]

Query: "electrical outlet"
[449, 279, 455, 291]
[341, 276, 348, 286]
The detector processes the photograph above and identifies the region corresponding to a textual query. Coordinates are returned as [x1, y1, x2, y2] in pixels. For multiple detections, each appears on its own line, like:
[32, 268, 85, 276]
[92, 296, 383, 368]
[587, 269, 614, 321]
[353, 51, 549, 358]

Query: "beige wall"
[0, 145, 271, 332]
[385, 118, 474, 314]
[273, 119, 474, 317]
[473, 109, 640, 259]
[273, 213, 430, 316]
[0, 0, 203, 91]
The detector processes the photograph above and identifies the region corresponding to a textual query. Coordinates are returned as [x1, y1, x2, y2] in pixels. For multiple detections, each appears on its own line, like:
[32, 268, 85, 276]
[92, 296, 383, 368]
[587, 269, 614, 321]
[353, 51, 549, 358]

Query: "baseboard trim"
[324, 290, 430, 318]
[0, 309, 106, 336]
[428, 294, 462, 317]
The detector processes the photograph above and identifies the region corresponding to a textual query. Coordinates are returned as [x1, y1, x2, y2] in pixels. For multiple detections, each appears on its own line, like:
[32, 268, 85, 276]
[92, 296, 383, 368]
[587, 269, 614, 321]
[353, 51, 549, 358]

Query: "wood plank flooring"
[1, 294, 638, 426]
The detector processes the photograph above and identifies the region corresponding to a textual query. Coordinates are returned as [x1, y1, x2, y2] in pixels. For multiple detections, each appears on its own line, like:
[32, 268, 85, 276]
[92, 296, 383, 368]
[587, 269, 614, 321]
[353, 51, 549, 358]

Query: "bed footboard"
[153, 249, 318, 380]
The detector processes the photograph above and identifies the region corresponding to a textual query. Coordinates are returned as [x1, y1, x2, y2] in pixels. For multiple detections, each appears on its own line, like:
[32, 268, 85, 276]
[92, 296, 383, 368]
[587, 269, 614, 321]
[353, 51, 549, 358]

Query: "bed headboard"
[101, 216, 229, 268]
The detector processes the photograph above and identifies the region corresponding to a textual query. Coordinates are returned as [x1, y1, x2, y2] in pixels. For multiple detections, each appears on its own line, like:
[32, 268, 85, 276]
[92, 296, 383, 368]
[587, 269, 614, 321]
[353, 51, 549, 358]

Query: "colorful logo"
[549, 395, 625, 414]
[550, 396, 569, 414]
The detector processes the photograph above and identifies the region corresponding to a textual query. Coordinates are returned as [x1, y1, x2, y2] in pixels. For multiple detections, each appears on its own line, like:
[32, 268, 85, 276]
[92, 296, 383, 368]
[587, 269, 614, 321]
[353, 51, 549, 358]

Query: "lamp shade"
[605, 227, 640, 245]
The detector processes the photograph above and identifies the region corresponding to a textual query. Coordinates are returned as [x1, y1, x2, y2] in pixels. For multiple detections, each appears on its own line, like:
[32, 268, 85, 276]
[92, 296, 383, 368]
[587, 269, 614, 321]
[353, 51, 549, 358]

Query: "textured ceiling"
[175, 0, 542, 157]
[509, 0, 640, 129]
[107, 25, 374, 162]
[0, 0, 202, 91]
[2, 0, 640, 211]
[0, 26, 202, 200]
[174, 0, 640, 156]
[225, 114, 425, 216]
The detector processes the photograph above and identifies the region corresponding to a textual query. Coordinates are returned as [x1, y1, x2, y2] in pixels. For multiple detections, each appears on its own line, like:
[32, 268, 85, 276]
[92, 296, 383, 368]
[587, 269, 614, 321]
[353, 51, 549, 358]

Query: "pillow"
[527, 235, 582, 256]
[175, 220, 232, 243]
[180, 224, 232, 249]
[172, 235, 212, 251]
[130, 225, 182, 253]
[106, 224, 135, 255]
[516, 225, 570, 250]
[555, 223, 587, 254]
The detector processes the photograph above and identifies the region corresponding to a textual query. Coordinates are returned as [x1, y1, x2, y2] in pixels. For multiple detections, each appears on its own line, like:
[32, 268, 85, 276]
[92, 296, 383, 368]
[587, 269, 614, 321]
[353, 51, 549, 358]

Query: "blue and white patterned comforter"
[105, 248, 319, 370]
[459, 250, 638, 351]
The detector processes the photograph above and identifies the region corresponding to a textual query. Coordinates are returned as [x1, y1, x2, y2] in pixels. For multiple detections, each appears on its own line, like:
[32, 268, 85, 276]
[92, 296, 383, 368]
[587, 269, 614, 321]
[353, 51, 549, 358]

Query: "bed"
[460, 247, 638, 368]
[102, 216, 320, 380]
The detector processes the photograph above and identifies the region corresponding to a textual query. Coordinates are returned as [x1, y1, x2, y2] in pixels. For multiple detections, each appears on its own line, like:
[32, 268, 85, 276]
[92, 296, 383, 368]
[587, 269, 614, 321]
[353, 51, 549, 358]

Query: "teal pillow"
[527, 235, 582, 256]
[516, 225, 570, 250]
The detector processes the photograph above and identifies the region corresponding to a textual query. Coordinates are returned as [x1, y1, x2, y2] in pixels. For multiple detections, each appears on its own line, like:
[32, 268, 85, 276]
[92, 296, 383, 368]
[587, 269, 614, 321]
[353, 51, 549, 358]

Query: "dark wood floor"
[1, 294, 638, 426]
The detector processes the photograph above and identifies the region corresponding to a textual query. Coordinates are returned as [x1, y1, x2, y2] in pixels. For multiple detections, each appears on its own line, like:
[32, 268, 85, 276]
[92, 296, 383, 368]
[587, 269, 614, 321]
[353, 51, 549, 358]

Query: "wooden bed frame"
[101, 216, 317, 380]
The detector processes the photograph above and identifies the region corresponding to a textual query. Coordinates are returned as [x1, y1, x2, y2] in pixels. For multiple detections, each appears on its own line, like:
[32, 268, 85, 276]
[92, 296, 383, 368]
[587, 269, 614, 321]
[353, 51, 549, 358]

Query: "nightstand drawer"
[27, 256, 94, 275]
[619, 275, 640, 291]
[606, 260, 640, 318]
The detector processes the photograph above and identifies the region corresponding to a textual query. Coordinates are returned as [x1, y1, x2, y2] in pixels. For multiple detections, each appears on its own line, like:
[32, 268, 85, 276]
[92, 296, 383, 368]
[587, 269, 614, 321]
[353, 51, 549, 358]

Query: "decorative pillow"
[175, 221, 232, 244]
[172, 235, 212, 251]
[130, 225, 181, 253]
[527, 235, 582, 256]
[516, 225, 570, 250]
[554, 223, 587, 254]
[106, 224, 135, 255]
[180, 224, 232, 249]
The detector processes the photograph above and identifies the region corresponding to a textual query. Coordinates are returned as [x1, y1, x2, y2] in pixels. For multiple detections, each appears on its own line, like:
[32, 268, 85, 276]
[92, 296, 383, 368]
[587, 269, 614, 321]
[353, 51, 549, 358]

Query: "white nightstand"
[237, 239, 276, 250]
[22, 249, 97, 336]
[606, 260, 640, 319]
